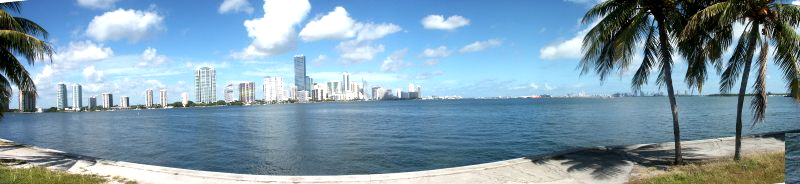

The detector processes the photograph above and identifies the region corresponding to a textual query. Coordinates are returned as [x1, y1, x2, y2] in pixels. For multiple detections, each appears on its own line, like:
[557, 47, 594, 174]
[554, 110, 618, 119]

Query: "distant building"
[224, 84, 235, 103]
[372, 87, 382, 100]
[88, 96, 97, 111]
[160, 89, 168, 107]
[239, 81, 255, 103]
[263, 76, 284, 102]
[342, 72, 351, 93]
[408, 83, 415, 93]
[181, 92, 189, 107]
[305, 76, 313, 93]
[294, 55, 306, 91]
[145, 88, 154, 108]
[326, 81, 340, 95]
[56, 82, 67, 109]
[311, 83, 326, 101]
[102, 93, 113, 108]
[72, 83, 82, 111]
[18, 90, 36, 112]
[297, 91, 309, 103]
[120, 96, 130, 108]
[195, 66, 216, 103]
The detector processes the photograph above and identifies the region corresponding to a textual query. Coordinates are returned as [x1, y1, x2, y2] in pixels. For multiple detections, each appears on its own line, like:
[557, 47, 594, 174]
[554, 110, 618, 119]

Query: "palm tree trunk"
[655, 14, 682, 165]
[734, 24, 761, 161]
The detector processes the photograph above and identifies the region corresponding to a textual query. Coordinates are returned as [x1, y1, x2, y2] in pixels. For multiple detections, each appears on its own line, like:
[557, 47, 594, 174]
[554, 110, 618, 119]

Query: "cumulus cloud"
[336, 40, 385, 64]
[219, 0, 254, 14]
[51, 40, 114, 70]
[421, 15, 470, 31]
[299, 7, 357, 41]
[529, 82, 540, 89]
[86, 8, 165, 42]
[415, 70, 444, 80]
[82, 65, 105, 83]
[137, 47, 168, 67]
[421, 46, 451, 58]
[299, 6, 401, 42]
[232, 0, 311, 59]
[459, 39, 502, 53]
[312, 54, 327, 66]
[381, 49, 411, 72]
[76, 0, 118, 9]
[539, 30, 585, 60]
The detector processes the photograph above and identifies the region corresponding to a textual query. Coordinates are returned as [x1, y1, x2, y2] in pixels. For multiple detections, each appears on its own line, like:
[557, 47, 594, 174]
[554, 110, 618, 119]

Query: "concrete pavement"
[0, 132, 789, 184]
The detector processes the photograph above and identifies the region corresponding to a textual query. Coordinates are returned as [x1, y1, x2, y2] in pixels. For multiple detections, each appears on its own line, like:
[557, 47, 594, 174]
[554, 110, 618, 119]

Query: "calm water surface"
[0, 97, 797, 175]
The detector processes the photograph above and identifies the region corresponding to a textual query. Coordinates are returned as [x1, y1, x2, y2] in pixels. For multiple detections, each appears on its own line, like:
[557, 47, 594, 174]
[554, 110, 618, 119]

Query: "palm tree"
[581, 0, 690, 164]
[682, 0, 800, 160]
[0, 1, 53, 116]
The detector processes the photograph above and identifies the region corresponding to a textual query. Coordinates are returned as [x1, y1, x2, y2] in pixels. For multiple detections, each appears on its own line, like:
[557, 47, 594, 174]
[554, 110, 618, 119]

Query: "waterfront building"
[120, 96, 130, 108]
[395, 89, 402, 99]
[326, 81, 340, 95]
[102, 93, 113, 108]
[294, 55, 306, 91]
[371, 87, 383, 100]
[263, 76, 284, 102]
[56, 82, 67, 109]
[145, 88, 154, 108]
[181, 92, 189, 107]
[88, 96, 96, 111]
[239, 81, 256, 103]
[417, 86, 422, 98]
[224, 84, 235, 103]
[385, 89, 394, 99]
[408, 83, 415, 93]
[72, 83, 82, 111]
[18, 90, 36, 112]
[305, 76, 313, 93]
[311, 83, 327, 101]
[290, 85, 297, 100]
[342, 72, 351, 93]
[160, 89, 168, 107]
[195, 66, 216, 103]
[297, 91, 309, 103]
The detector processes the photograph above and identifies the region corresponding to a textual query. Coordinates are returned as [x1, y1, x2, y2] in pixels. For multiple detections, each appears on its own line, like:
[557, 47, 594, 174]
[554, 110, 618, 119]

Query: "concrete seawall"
[0, 132, 791, 184]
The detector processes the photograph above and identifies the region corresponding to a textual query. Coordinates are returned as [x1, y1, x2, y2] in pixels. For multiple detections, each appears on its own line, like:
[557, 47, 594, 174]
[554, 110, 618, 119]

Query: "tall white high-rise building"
[160, 89, 168, 107]
[102, 93, 113, 108]
[263, 76, 284, 102]
[56, 82, 67, 109]
[120, 96, 130, 108]
[239, 81, 256, 103]
[294, 55, 306, 91]
[195, 66, 216, 103]
[408, 83, 415, 92]
[224, 84, 235, 103]
[342, 72, 351, 93]
[326, 81, 340, 95]
[181, 92, 189, 107]
[145, 88, 154, 108]
[72, 83, 82, 110]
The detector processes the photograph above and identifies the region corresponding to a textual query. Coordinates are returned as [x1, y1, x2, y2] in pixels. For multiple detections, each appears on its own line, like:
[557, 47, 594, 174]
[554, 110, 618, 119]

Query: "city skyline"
[14, 0, 798, 107]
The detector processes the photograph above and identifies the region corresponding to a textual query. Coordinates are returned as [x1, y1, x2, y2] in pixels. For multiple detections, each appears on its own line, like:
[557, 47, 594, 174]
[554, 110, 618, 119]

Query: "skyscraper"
[342, 72, 351, 93]
[305, 76, 313, 92]
[224, 84, 235, 103]
[239, 81, 255, 103]
[326, 81, 340, 95]
[263, 76, 284, 102]
[18, 90, 35, 112]
[102, 93, 113, 108]
[120, 96, 130, 108]
[145, 88, 154, 108]
[181, 92, 189, 107]
[294, 55, 306, 91]
[195, 66, 216, 103]
[88, 96, 96, 111]
[408, 83, 415, 93]
[56, 82, 67, 109]
[160, 89, 168, 107]
[72, 83, 82, 110]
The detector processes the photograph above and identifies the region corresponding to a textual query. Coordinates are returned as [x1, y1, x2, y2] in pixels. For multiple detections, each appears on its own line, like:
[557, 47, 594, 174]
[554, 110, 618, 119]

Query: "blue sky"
[12, 0, 794, 107]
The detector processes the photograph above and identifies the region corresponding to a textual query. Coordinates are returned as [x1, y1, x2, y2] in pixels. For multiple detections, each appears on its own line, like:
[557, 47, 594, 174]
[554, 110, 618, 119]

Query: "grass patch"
[629, 152, 785, 184]
[0, 166, 107, 184]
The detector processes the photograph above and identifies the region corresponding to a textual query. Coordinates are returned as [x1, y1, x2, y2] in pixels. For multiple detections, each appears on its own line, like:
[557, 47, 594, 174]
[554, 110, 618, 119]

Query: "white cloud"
[421, 46, 451, 58]
[544, 83, 556, 90]
[299, 6, 401, 42]
[794, 0, 800, 5]
[381, 49, 411, 72]
[219, 0, 254, 14]
[421, 15, 470, 31]
[138, 47, 168, 67]
[415, 70, 443, 80]
[51, 40, 114, 70]
[86, 8, 165, 42]
[299, 7, 357, 41]
[82, 65, 105, 83]
[336, 40, 385, 64]
[312, 54, 327, 66]
[529, 82, 539, 89]
[459, 39, 502, 53]
[539, 31, 584, 60]
[232, 0, 310, 59]
[76, 0, 118, 9]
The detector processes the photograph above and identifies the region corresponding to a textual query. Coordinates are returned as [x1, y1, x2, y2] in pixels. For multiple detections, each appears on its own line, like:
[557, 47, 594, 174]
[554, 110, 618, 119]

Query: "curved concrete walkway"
[0, 132, 789, 184]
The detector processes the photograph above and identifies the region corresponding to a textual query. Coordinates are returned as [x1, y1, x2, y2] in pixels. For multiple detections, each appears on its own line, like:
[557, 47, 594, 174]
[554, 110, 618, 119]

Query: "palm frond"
[0, 30, 53, 65]
[633, 26, 659, 92]
[720, 22, 757, 93]
[0, 48, 36, 96]
[0, 2, 21, 13]
[750, 38, 769, 124]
